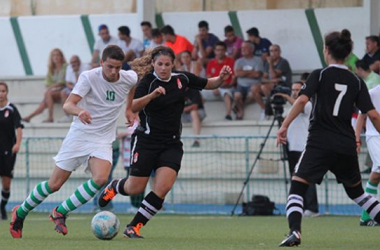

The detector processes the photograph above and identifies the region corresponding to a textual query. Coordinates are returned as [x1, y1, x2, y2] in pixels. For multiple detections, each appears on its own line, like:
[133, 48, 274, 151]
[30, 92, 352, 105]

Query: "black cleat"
[98, 179, 119, 208]
[360, 219, 379, 226]
[279, 230, 301, 247]
[123, 223, 144, 239]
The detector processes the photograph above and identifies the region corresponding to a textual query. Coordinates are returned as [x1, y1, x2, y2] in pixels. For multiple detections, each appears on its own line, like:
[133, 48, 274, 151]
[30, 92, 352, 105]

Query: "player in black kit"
[277, 30, 380, 247]
[98, 46, 232, 238]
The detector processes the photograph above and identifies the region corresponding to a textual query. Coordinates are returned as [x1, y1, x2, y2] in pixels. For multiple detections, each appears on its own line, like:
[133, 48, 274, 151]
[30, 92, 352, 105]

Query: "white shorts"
[367, 135, 380, 173]
[219, 87, 235, 99]
[53, 135, 112, 173]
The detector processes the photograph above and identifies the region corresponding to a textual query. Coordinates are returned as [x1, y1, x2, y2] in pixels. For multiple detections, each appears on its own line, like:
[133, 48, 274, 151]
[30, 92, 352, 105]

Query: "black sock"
[286, 180, 309, 233]
[129, 191, 164, 227]
[116, 178, 129, 196]
[1, 190, 10, 209]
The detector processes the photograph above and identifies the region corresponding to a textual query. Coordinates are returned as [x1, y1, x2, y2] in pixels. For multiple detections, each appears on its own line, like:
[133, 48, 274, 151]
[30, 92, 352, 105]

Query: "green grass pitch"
[1, 213, 379, 249]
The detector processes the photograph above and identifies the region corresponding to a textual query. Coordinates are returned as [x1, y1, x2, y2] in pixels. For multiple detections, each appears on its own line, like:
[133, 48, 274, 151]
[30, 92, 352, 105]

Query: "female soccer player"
[98, 46, 232, 238]
[277, 29, 380, 247]
[0, 82, 23, 220]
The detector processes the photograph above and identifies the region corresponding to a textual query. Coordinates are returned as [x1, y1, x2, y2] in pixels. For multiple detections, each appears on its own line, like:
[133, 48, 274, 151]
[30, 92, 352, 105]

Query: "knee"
[48, 182, 63, 193]
[92, 177, 109, 188]
[369, 172, 380, 184]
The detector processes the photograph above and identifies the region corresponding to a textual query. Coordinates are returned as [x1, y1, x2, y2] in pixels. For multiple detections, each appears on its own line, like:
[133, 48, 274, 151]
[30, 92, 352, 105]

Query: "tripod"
[231, 105, 289, 216]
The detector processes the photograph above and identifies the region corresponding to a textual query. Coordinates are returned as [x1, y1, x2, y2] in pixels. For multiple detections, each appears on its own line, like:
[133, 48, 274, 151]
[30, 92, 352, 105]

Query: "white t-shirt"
[93, 36, 119, 57]
[117, 37, 144, 58]
[65, 63, 90, 85]
[366, 85, 380, 136]
[287, 101, 312, 152]
[69, 67, 138, 144]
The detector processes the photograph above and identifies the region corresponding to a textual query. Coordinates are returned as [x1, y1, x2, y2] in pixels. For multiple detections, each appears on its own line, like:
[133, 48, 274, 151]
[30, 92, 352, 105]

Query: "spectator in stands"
[356, 60, 380, 90]
[192, 20, 219, 68]
[90, 24, 119, 68]
[150, 28, 165, 48]
[117, 26, 144, 65]
[246, 27, 272, 61]
[345, 52, 358, 72]
[161, 25, 194, 56]
[23, 48, 67, 123]
[362, 35, 380, 73]
[58, 55, 90, 123]
[182, 87, 206, 147]
[206, 42, 235, 120]
[234, 41, 263, 120]
[177, 50, 202, 76]
[252, 44, 292, 120]
[0, 82, 23, 220]
[224, 25, 243, 60]
[140, 21, 153, 50]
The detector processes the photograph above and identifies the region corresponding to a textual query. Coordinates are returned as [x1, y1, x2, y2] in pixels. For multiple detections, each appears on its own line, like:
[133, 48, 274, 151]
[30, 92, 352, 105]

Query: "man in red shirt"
[206, 42, 235, 120]
[161, 25, 194, 56]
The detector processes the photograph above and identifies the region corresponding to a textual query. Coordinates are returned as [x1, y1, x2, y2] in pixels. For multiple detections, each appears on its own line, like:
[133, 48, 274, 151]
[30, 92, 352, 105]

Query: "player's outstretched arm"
[204, 65, 232, 90]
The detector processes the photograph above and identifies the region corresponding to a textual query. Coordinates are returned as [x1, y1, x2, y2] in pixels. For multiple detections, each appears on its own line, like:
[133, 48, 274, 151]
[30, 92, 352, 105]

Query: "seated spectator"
[161, 25, 194, 56]
[177, 50, 202, 76]
[246, 27, 272, 61]
[224, 25, 243, 60]
[90, 24, 118, 68]
[234, 41, 263, 120]
[117, 26, 144, 67]
[140, 21, 153, 49]
[355, 59, 380, 90]
[23, 48, 67, 123]
[150, 28, 165, 48]
[251, 44, 292, 120]
[206, 42, 235, 120]
[345, 52, 358, 72]
[192, 20, 219, 68]
[182, 87, 206, 147]
[362, 35, 380, 73]
[58, 55, 90, 123]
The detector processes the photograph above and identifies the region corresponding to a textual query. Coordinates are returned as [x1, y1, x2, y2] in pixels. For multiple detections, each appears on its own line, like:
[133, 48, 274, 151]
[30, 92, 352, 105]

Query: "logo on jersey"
[177, 78, 182, 89]
[4, 110, 9, 118]
[133, 152, 139, 163]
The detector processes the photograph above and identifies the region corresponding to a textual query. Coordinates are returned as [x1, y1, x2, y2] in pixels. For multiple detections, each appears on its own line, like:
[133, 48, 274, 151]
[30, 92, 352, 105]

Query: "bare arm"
[204, 65, 232, 89]
[12, 127, 22, 154]
[63, 93, 92, 124]
[91, 50, 100, 67]
[125, 85, 136, 126]
[367, 109, 380, 133]
[355, 113, 366, 153]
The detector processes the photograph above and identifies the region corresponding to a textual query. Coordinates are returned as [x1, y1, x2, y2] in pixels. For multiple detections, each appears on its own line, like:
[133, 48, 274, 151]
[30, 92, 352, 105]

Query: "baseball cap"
[98, 24, 108, 32]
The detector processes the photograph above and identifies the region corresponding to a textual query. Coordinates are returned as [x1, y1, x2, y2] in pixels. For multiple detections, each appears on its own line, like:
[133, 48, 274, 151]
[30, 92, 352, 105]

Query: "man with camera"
[275, 81, 319, 217]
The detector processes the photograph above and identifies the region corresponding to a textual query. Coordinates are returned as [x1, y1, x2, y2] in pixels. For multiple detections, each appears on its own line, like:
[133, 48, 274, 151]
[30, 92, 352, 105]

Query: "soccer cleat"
[49, 207, 68, 235]
[279, 230, 301, 247]
[1, 206, 7, 220]
[360, 219, 379, 226]
[98, 179, 119, 208]
[10, 205, 24, 238]
[123, 223, 144, 239]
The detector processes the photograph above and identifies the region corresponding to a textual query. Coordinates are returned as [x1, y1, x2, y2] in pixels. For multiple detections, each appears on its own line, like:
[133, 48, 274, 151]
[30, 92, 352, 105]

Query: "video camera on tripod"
[265, 84, 291, 116]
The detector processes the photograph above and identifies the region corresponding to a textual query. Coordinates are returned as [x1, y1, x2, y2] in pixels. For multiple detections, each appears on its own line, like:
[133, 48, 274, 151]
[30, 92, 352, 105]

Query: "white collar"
[153, 71, 171, 82]
[328, 64, 349, 70]
[0, 102, 10, 111]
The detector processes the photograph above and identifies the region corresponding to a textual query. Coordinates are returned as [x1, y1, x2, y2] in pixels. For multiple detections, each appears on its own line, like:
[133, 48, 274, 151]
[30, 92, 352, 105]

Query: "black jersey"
[134, 71, 207, 139]
[300, 65, 374, 155]
[0, 103, 24, 151]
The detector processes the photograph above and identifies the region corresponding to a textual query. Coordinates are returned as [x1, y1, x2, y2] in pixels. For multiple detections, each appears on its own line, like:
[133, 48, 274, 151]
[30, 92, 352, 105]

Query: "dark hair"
[215, 41, 227, 49]
[246, 27, 259, 37]
[151, 28, 161, 38]
[0, 82, 8, 92]
[366, 35, 379, 46]
[140, 21, 152, 28]
[151, 46, 176, 62]
[198, 20, 209, 29]
[292, 81, 305, 86]
[161, 25, 175, 36]
[180, 50, 192, 57]
[224, 25, 234, 34]
[324, 29, 353, 60]
[118, 26, 130, 36]
[101, 45, 125, 62]
[355, 59, 370, 71]
[300, 72, 310, 81]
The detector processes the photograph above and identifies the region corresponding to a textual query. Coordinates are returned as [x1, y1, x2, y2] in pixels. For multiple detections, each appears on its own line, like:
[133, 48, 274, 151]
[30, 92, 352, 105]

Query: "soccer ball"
[91, 211, 120, 240]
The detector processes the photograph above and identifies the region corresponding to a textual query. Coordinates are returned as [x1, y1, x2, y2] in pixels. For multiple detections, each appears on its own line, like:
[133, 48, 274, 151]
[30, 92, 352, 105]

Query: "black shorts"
[0, 150, 16, 178]
[129, 133, 184, 177]
[294, 146, 361, 186]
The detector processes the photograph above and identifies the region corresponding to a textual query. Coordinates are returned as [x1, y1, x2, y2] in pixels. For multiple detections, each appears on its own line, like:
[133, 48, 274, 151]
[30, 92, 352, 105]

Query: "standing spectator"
[23, 48, 67, 123]
[90, 24, 119, 68]
[252, 44, 292, 120]
[234, 41, 264, 120]
[58, 55, 90, 123]
[246, 27, 272, 61]
[161, 25, 194, 56]
[206, 42, 235, 120]
[192, 20, 219, 68]
[140, 21, 153, 50]
[355, 60, 380, 90]
[224, 25, 243, 60]
[0, 82, 23, 220]
[117, 26, 144, 63]
[177, 51, 202, 76]
[362, 35, 380, 73]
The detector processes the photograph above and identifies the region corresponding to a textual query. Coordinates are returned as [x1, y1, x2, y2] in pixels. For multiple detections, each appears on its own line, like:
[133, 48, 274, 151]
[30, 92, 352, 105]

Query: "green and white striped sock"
[360, 181, 378, 222]
[56, 179, 101, 215]
[17, 181, 53, 219]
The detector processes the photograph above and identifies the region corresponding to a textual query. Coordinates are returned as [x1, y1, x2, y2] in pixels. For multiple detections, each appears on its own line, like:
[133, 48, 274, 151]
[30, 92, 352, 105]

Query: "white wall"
[162, 11, 231, 44]
[0, 17, 25, 76]
[18, 15, 91, 76]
